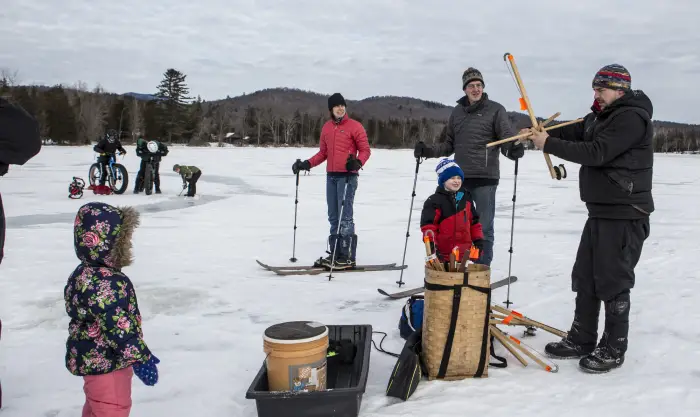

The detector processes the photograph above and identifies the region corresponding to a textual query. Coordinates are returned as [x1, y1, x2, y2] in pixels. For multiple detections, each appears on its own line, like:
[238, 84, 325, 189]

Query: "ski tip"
[377, 289, 389, 296]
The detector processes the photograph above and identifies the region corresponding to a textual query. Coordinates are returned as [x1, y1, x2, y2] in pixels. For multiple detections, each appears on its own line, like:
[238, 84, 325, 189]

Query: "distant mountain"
[204, 87, 454, 121]
[123, 86, 699, 133]
[122, 92, 159, 101]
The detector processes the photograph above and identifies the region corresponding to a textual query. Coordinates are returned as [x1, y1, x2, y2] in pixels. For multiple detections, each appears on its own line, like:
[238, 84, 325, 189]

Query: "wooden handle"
[504, 53, 558, 177]
[492, 305, 568, 338]
[504, 53, 538, 128]
[504, 332, 558, 373]
[490, 326, 528, 367]
[486, 118, 585, 148]
[539, 112, 561, 128]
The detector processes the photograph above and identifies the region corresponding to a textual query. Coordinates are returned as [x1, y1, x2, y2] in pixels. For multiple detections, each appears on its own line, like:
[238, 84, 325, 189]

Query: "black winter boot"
[314, 235, 339, 268]
[331, 234, 357, 270]
[545, 292, 600, 359]
[579, 291, 630, 373]
[578, 335, 625, 373]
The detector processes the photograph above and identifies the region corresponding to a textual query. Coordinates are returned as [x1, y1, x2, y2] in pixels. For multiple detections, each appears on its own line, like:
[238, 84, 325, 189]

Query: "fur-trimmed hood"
[73, 202, 140, 269]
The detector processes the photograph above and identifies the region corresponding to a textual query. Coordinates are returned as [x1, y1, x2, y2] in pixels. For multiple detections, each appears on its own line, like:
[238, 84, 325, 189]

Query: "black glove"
[503, 141, 525, 160]
[414, 141, 430, 158]
[0, 162, 8, 176]
[345, 155, 362, 171]
[292, 159, 311, 175]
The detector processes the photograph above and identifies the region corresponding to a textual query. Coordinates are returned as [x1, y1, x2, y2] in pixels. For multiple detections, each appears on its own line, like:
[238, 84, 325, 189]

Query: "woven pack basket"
[422, 263, 492, 380]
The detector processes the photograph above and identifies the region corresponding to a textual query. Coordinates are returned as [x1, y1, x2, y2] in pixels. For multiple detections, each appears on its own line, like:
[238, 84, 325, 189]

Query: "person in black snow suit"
[93, 129, 126, 186]
[134, 137, 168, 194]
[0, 97, 42, 409]
[526, 64, 654, 374]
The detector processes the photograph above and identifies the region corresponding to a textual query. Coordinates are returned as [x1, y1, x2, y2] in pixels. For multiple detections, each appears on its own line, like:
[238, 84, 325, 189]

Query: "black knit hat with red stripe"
[592, 64, 631, 90]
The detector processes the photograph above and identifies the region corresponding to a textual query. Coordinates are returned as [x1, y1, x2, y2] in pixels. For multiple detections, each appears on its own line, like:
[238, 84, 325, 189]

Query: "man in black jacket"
[93, 129, 126, 186]
[0, 97, 41, 409]
[414, 68, 524, 266]
[527, 64, 653, 373]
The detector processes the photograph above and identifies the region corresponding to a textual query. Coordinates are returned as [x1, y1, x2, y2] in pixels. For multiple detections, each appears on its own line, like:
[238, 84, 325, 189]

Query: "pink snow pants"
[82, 366, 133, 417]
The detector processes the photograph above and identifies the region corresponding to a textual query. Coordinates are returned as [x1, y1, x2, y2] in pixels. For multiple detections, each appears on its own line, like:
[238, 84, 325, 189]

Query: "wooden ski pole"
[502, 332, 559, 373]
[503, 52, 569, 180]
[492, 305, 568, 338]
[486, 118, 584, 148]
[490, 326, 528, 367]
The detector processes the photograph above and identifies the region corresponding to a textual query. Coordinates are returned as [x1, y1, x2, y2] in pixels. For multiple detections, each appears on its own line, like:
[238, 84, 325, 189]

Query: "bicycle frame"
[96, 154, 118, 182]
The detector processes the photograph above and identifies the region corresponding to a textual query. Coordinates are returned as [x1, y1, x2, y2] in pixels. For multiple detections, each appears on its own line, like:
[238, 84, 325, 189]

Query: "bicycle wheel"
[109, 164, 129, 194]
[144, 163, 153, 195]
[88, 164, 101, 187]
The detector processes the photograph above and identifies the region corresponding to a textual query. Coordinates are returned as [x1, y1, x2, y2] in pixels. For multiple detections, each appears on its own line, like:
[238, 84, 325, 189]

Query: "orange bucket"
[263, 321, 329, 392]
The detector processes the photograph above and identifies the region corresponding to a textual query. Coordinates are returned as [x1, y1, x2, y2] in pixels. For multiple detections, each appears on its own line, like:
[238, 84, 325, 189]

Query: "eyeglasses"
[466, 83, 483, 90]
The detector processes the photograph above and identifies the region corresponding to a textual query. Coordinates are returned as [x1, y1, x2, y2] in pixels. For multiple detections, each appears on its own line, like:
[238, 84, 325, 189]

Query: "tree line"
[1, 67, 699, 153]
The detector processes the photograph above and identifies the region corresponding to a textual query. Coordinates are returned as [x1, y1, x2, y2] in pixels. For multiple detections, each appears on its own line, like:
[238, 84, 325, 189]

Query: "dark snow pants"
[186, 170, 201, 197]
[567, 217, 650, 354]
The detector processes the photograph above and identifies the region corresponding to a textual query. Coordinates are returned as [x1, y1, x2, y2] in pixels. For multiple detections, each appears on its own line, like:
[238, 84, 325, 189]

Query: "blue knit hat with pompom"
[436, 158, 464, 188]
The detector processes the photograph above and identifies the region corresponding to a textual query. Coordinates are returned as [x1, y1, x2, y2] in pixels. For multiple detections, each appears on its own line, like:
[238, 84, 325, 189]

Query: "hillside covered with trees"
[1, 67, 698, 153]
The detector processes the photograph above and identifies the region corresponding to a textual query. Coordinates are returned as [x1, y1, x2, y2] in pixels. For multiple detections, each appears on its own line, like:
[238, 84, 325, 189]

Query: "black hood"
[594, 90, 653, 119]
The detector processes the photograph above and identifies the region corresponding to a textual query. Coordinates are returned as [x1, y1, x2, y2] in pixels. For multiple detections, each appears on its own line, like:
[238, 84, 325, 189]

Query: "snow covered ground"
[0, 145, 698, 417]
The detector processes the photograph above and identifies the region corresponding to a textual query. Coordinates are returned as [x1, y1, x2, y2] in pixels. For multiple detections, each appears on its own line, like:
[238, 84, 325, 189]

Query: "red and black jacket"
[420, 186, 484, 262]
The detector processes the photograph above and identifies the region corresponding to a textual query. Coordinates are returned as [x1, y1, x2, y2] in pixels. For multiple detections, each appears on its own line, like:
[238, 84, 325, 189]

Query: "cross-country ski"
[378, 275, 518, 299]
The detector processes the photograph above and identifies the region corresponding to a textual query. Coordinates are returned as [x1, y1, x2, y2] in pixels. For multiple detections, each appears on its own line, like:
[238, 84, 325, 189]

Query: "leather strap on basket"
[424, 270, 491, 378]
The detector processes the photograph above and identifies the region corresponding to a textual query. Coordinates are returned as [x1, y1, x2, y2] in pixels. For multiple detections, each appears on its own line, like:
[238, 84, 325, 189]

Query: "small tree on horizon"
[155, 68, 192, 143]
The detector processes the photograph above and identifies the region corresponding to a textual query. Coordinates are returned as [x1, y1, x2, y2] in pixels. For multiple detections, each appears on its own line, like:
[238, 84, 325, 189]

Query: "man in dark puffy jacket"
[527, 64, 653, 374]
[414, 68, 524, 266]
[0, 97, 42, 409]
[292, 93, 371, 269]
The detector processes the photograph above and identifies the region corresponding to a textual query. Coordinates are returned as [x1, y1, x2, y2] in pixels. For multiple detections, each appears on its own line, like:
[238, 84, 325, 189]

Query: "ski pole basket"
[422, 264, 492, 380]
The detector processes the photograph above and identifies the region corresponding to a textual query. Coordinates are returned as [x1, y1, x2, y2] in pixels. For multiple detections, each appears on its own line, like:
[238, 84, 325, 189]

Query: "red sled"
[92, 185, 112, 195]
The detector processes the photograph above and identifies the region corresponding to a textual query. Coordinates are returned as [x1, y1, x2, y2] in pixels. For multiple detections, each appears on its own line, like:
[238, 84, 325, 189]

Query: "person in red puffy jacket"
[292, 93, 371, 269]
[420, 159, 485, 264]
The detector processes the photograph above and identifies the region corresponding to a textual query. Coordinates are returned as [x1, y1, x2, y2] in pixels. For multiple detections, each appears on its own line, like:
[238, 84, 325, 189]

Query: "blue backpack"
[398, 295, 424, 339]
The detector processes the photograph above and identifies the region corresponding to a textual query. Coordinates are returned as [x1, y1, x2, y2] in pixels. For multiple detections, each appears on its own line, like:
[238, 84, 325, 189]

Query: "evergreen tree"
[183, 95, 204, 141]
[155, 68, 192, 143]
[44, 85, 78, 144]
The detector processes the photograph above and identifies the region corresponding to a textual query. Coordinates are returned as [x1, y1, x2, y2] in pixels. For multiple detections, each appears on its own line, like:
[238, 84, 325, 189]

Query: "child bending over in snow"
[173, 164, 201, 197]
[420, 159, 485, 264]
[64, 202, 159, 417]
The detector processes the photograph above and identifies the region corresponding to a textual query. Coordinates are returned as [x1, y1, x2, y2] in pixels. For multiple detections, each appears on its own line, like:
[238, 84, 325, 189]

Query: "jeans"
[326, 174, 358, 236]
[463, 184, 496, 266]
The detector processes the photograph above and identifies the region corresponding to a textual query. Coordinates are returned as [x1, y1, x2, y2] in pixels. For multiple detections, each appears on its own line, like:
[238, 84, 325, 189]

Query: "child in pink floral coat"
[64, 202, 159, 417]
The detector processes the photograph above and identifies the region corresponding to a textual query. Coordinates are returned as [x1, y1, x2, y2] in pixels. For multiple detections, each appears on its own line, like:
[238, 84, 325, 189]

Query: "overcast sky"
[2, 0, 698, 123]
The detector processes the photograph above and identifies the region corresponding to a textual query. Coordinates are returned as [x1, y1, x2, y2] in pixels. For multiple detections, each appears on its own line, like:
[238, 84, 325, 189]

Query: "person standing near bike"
[93, 129, 126, 188]
[134, 137, 169, 194]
